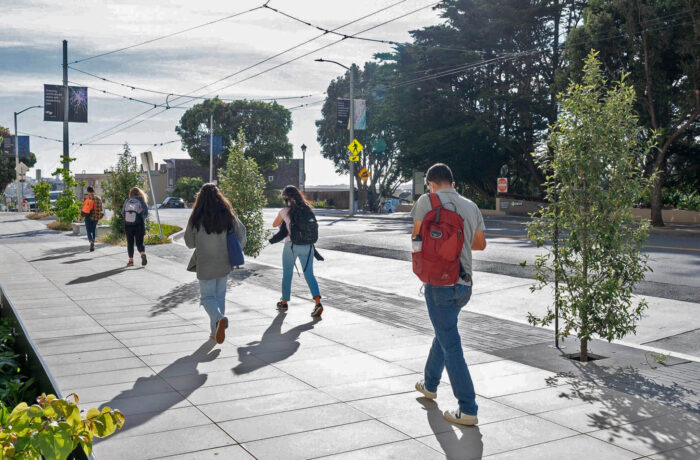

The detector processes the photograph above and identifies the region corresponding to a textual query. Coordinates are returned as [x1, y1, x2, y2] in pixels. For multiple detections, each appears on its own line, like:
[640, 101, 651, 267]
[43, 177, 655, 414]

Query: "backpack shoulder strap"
[429, 193, 442, 209]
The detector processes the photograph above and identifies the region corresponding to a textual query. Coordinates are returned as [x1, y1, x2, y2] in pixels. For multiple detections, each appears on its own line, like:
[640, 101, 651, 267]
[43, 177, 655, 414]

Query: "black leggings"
[125, 225, 145, 258]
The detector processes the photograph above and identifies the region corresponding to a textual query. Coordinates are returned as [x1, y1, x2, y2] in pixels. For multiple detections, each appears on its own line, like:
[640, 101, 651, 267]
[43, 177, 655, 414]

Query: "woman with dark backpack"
[272, 185, 323, 317]
[185, 184, 246, 344]
[122, 187, 149, 267]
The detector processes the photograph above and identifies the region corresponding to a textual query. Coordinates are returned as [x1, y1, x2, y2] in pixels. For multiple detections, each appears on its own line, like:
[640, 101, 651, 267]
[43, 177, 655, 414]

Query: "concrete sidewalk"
[0, 214, 698, 459]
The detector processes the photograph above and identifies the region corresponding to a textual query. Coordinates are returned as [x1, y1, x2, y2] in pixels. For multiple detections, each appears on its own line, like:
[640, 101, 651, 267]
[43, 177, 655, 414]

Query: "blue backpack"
[227, 230, 245, 267]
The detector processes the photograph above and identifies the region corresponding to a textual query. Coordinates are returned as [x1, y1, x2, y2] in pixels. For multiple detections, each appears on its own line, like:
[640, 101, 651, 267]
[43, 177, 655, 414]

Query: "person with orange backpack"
[410, 163, 487, 426]
[81, 186, 104, 252]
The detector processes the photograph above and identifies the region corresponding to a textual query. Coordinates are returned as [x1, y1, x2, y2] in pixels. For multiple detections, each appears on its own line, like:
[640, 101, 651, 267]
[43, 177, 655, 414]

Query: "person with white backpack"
[122, 187, 149, 267]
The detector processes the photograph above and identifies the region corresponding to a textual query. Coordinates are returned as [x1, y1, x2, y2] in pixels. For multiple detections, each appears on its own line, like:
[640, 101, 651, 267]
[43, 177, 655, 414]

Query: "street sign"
[43, 85, 88, 123]
[348, 139, 364, 155]
[497, 177, 508, 193]
[349, 155, 360, 162]
[3, 135, 30, 157]
[140, 151, 155, 171]
[358, 167, 370, 181]
[15, 162, 29, 175]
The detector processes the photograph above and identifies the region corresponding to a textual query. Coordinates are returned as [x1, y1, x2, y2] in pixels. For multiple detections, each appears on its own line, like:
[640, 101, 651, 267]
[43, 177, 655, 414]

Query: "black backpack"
[289, 206, 318, 245]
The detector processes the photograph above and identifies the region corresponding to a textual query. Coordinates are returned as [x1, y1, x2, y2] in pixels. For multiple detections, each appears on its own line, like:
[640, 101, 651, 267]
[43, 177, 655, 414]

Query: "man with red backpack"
[81, 186, 104, 252]
[411, 163, 487, 426]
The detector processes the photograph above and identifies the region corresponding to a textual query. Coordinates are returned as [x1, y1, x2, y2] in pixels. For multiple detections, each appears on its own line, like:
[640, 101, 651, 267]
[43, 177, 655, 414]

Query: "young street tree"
[527, 52, 653, 362]
[176, 98, 293, 172]
[103, 143, 144, 235]
[218, 130, 269, 258]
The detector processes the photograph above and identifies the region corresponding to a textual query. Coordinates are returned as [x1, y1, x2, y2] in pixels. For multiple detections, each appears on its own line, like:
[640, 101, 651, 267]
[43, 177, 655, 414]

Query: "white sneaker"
[415, 380, 437, 399]
[443, 409, 478, 426]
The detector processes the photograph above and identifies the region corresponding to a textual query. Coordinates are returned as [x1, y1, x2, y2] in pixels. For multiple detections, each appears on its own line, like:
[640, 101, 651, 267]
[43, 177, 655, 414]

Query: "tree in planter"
[30, 180, 51, 214]
[172, 176, 203, 203]
[527, 52, 654, 362]
[102, 143, 144, 236]
[52, 156, 83, 226]
[218, 130, 269, 258]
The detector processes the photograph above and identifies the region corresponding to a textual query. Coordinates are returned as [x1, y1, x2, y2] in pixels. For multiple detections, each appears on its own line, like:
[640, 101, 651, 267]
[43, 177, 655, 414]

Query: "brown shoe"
[126, 260, 134, 267]
[215, 317, 228, 344]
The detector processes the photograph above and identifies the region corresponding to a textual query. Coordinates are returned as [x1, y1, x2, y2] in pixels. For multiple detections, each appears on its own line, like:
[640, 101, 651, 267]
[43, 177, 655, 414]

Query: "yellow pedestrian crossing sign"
[348, 139, 364, 155]
[349, 155, 360, 162]
[358, 167, 370, 181]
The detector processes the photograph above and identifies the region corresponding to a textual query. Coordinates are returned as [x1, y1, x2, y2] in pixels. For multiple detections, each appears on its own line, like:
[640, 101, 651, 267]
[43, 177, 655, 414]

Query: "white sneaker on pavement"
[415, 380, 437, 399]
[443, 409, 478, 426]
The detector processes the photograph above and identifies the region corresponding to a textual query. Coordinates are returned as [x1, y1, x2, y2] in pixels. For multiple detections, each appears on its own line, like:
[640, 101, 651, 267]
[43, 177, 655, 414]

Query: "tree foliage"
[218, 130, 269, 258]
[560, 0, 699, 226]
[1, 125, 38, 195]
[176, 98, 292, 172]
[172, 177, 203, 203]
[30, 181, 51, 214]
[102, 143, 144, 235]
[527, 52, 653, 362]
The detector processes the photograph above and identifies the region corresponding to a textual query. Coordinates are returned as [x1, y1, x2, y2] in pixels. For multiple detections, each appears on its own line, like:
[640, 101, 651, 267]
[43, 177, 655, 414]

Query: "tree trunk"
[580, 338, 588, 363]
[650, 171, 665, 227]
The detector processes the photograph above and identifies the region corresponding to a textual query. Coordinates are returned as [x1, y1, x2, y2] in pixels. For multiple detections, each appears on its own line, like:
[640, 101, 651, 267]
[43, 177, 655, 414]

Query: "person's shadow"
[233, 313, 319, 375]
[418, 398, 484, 459]
[98, 341, 220, 438]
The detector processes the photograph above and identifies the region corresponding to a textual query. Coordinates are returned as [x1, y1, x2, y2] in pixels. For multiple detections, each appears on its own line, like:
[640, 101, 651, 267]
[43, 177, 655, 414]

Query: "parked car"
[49, 191, 61, 206]
[157, 197, 186, 209]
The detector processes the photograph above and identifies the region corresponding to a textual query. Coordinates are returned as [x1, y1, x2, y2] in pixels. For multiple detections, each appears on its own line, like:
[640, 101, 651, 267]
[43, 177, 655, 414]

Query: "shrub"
[0, 394, 124, 459]
[102, 143, 144, 236]
[0, 319, 35, 408]
[219, 130, 270, 257]
[172, 177, 203, 203]
[47, 221, 73, 231]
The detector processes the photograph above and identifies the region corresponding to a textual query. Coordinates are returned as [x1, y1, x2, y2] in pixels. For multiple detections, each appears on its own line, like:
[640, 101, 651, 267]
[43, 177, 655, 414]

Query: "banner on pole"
[337, 99, 366, 130]
[200, 136, 223, 157]
[337, 99, 350, 128]
[43, 85, 88, 123]
[3, 136, 30, 157]
[352, 99, 366, 130]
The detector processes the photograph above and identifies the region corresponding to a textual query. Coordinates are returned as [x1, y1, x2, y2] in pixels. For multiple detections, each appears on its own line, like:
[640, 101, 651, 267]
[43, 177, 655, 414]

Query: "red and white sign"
[497, 177, 508, 193]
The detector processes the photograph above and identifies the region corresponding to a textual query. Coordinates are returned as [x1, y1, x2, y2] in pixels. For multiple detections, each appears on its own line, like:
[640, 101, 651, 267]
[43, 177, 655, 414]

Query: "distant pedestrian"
[122, 187, 149, 267]
[411, 163, 487, 426]
[272, 185, 323, 317]
[81, 186, 104, 252]
[185, 183, 246, 344]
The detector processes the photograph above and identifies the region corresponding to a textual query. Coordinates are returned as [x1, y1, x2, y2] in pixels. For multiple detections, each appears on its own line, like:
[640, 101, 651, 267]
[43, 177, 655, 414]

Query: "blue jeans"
[281, 242, 320, 301]
[199, 276, 227, 334]
[85, 218, 97, 242]
[424, 283, 478, 416]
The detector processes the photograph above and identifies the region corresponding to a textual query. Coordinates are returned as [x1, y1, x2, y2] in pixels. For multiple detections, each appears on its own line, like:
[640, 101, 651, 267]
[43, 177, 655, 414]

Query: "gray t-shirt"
[411, 188, 485, 285]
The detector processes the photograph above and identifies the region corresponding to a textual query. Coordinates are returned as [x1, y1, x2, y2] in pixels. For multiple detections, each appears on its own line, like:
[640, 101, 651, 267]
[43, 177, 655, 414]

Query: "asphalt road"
[156, 207, 700, 304]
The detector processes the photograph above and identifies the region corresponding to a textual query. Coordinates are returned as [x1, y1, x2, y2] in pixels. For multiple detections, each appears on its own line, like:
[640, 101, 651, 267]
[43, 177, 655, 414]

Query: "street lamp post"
[315, 58, 354, 217]
[300, 144, 307, 191]
[13, 105, 42, 211]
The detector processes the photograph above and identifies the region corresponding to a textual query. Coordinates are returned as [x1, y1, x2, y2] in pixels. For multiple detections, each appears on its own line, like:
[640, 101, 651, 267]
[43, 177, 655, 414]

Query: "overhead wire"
[69, 3, 267, 64]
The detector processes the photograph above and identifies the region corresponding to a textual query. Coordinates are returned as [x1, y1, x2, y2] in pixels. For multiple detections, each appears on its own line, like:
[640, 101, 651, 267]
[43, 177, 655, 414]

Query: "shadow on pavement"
[418, 398, 483, 459]
[99, 341, 219, 437]
[233, 313, 319, 375]
[546, 367, 700, 455]
[29, 246, 87, 262]
[66, 267, 138, 285]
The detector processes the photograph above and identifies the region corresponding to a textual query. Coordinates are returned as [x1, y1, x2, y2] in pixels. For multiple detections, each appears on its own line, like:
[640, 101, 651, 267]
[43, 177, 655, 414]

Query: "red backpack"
[412, 193, 465, 286]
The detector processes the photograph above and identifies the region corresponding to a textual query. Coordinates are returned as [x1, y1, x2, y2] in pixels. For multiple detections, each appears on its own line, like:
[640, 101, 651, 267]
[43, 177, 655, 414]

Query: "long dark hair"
[282, 185, 311, 212]
[188, 183, 236, 234]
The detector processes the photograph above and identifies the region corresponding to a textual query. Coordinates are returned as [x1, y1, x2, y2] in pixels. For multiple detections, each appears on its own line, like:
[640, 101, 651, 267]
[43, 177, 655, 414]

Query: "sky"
[1, 0, 443, 185]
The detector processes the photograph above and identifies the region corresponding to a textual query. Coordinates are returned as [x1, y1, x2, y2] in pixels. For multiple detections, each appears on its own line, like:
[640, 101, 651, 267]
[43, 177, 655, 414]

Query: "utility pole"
[348, 67, 355, 217]
[314, 58, 355, 216]
[62, 40, 70, 177]
[300, 144, 307, 191]
[209, 114, 213, 183]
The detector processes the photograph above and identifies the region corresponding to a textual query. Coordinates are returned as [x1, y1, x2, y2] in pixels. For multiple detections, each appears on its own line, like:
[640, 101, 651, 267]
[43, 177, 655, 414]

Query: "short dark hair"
[86, 186, 94, 193]
[426, 163, 453, 185]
